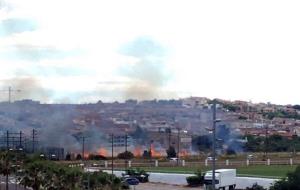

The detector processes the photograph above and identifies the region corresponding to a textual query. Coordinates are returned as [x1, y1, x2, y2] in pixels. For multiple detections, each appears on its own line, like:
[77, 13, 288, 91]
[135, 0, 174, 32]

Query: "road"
[100, 170, 276, 189]
[135, 183, 202, 190]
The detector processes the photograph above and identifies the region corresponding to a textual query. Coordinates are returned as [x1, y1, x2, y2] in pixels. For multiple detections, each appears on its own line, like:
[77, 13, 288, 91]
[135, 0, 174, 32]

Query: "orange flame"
[84, 153, 89, 159]
[133, 146, 142, 157]
[98, 148, 108, 157]
[180, 149, 189, 157]
[150, 144, 162, 157]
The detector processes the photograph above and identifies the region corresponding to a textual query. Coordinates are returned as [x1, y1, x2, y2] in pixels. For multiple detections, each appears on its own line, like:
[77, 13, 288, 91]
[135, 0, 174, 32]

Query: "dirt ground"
[134, 182, 202, 190]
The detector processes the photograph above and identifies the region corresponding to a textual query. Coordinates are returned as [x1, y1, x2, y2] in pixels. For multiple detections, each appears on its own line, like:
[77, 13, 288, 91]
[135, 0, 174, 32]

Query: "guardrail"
[75, 158, 298, 169]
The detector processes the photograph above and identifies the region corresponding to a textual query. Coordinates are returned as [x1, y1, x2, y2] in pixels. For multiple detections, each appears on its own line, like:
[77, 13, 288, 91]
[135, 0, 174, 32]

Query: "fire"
[150, 144, 162, 157]
[98, 147, 108, 156]
[133, 146, 142, 157]
[180, 149, 189, 157]
[84, 153, 89, 159]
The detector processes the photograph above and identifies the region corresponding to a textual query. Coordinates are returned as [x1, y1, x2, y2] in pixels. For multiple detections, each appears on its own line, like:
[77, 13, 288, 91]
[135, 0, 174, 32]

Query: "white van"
[204, 169, 236, 190]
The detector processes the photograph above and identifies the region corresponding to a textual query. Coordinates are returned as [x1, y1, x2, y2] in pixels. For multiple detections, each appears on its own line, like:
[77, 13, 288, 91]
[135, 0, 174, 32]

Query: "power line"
[32, 129, 38, 153]
[3, 130, 24, 190]
[0, 86, 21, 103]
[79, 135, 90, 161]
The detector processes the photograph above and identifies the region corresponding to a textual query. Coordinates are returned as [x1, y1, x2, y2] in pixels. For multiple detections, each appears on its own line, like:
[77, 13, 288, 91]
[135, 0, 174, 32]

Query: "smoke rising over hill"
[0, 77, 51, 102]
[120, 37, 171, 100]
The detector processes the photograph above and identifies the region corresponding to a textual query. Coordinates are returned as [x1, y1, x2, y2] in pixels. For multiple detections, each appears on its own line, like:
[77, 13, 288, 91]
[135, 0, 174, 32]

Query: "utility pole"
[82, 137, 85, 161]
[6, 131, 9, 190]
[80, 135, 90, 161]
[212, 100, 217, 190]
[149, 140, 153, 162]
[19, 131, 22, 149]
[0, 86, 21, 103]
[111, 134, 114, 175]
[264, 120, 268, 159]
[168, 127, 171, 148]
[32, 129, 37, 153]
[125, 133, 128, 169]
[177, 128, 180, 166]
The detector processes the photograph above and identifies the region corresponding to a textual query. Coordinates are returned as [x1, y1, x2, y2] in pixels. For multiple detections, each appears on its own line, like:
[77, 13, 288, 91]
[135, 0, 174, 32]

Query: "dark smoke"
[216, 124, 245, 154]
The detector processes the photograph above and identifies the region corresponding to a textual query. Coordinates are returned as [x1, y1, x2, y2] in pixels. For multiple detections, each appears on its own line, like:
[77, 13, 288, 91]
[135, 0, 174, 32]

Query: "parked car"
[247, 154, 254, 160]
[169, 157, 179, 162]
[122, 169, 149, 183]
[122, 177, 140, 186]
[207, 157, 217, 161]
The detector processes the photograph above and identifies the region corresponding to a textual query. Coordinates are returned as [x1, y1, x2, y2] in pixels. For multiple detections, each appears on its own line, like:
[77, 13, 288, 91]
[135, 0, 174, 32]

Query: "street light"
[212, 100, 221, 190]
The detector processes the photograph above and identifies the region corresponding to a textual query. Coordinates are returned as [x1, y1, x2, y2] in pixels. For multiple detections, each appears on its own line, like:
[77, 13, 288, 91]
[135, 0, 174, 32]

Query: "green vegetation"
[166, 146, 177, 158]
[0, 151, 124, 190]
[237, 165, 297, 178]
[264, 110, 300, 120]
[245, 135, 300, 152]
[117, 151, 134, 160]
[194, 133, 300, 153]
[186, 170, 204, 187]
[270, 165, 300, 190]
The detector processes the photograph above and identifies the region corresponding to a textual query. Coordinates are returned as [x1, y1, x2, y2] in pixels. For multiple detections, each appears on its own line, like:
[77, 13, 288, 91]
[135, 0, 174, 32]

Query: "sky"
[0, 0, 300, 104]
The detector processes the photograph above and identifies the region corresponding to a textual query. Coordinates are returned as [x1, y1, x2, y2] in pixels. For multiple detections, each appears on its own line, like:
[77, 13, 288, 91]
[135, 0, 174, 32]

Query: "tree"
[270, 165, 300, 190]
[142, 150, 151, 159]
[76, 154, 82, 160]
[166, 146, 177, 158]
[192, 135, 212, 152]
[293, 105, 300, 110]
[65, 153, 71, 160]
[117, 151, 134, 160]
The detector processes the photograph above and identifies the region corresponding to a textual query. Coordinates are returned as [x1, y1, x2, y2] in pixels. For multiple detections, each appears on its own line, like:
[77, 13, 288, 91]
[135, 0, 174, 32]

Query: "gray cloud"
[0, 18, 37, 37]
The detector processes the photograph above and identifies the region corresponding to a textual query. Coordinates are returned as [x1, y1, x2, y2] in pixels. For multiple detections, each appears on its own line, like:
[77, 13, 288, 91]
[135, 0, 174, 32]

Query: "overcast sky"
[0, 0, 299, 104]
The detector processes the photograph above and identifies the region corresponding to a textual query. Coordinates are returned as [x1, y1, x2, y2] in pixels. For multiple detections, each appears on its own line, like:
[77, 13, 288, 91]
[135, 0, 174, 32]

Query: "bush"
[270, 165, 300, 190]
[246, 183, 266, 190]
[186, 176, 203, 187]
[117, 151, 134, 160]
[186, 170, 204, 187]
[166, 146, 177, 158]
[88, 154, 107, 160]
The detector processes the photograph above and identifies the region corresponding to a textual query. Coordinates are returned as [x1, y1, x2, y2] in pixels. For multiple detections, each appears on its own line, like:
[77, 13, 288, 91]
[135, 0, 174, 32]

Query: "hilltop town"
[1, 97, 300, 157]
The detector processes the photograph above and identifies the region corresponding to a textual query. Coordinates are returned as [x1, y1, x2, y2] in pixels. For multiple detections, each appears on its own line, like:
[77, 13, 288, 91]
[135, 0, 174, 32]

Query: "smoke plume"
[120, 36, 170, 100]
[0, 77, 51, 102]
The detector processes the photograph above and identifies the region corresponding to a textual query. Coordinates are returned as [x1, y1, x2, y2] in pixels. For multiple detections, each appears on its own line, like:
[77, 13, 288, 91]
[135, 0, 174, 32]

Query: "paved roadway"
[101, 170, 277, 189]
[135, 183, 202, 190]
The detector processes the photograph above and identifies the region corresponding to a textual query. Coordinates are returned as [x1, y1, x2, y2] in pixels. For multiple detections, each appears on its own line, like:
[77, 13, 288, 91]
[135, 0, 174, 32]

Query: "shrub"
[166, 146, 177, 158]
[117, 151, 134, 160]
[186, 170, 204, 187]
[186, 176, 203, 187]
[270, 165, 300, 190]
[246, 183, 266, 190]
